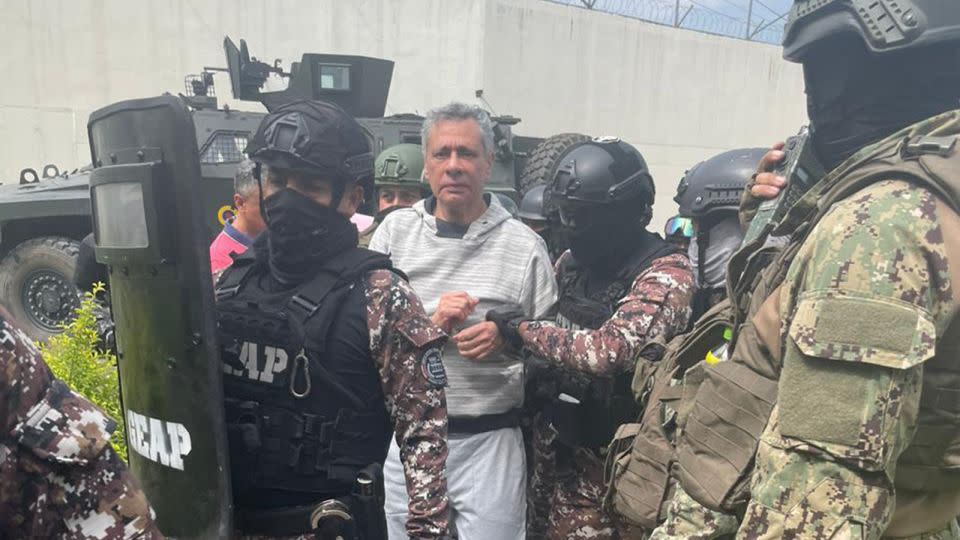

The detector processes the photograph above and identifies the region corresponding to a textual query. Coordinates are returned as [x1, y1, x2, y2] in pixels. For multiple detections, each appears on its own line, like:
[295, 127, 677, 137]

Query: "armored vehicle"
[0, 37, 584, 340]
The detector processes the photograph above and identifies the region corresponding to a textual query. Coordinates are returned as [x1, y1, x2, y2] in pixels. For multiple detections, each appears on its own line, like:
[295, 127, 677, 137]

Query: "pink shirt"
[351, 213, 374, 231]
[209, 221, 253, 274]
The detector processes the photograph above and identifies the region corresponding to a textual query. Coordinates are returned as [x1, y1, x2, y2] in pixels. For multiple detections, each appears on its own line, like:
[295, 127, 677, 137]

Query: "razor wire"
[545, 0, 786, 44]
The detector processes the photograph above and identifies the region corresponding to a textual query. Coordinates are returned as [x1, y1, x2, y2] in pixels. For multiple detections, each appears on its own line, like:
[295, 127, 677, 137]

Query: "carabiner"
[289, 349, 312, 399]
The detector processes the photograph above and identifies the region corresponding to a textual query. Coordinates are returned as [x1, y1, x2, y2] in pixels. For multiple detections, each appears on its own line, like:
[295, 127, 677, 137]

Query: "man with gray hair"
[209, 158, 266, 274]
[370, 102, 557, 539]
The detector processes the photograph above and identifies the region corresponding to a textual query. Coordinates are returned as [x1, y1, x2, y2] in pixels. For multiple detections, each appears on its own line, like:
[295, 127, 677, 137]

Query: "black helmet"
[548, 137, 654, 208]
[783, 0, 960, 63]
[246, 100, 373, 184]
[518, 184, 548, 222]
[492, 192, 519, 218]
[674, 147, 766, 220]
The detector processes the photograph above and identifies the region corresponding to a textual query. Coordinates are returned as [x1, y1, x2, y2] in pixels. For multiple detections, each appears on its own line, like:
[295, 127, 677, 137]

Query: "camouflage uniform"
[521, 251, 695, 539]
[358, 218, 380, 248]
[739, 167, 960, 533]
[0, 309, 162, 539]
[650, 487, 738, 540]
[663, 113, 960, 539]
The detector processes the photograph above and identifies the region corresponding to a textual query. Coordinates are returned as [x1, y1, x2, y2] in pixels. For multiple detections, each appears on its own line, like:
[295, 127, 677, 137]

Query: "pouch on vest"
[215, 249, 395, 505]
[603, 300, 733, 529]
[676, 355, 778, 512]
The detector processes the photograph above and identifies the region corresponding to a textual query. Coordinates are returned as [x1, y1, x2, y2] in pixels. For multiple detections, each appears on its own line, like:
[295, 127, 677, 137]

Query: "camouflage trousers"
[527, 414, 643, 540]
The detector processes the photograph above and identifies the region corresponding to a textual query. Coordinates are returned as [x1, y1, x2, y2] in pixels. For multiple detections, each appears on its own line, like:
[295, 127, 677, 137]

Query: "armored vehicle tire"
[519, 132, 590, 194]
[0, 237, 82, 341]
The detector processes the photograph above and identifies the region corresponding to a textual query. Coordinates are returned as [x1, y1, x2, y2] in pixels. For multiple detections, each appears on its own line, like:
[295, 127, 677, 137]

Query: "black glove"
[486, 304, 527, 350]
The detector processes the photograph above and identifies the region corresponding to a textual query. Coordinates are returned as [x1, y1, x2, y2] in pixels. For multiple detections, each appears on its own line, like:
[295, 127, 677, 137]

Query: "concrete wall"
[0, 0, 807, 228]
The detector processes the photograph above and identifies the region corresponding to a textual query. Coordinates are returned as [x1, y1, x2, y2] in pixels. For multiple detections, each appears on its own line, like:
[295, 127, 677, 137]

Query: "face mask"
[262, 188, 358, 283]
[688, 215, 742, 290]
[804, 39, 960, 170]
[564, 200, 647, 268]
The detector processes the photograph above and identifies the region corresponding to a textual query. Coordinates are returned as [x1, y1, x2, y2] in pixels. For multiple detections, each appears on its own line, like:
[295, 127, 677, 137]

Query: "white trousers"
[384, 427, 526, 540]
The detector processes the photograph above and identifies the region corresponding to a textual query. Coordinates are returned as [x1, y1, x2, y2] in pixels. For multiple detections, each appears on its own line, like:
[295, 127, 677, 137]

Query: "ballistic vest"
[214, 246, 398, 509]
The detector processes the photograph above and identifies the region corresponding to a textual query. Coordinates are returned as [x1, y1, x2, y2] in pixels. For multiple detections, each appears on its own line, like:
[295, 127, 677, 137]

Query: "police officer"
[487, 137, 695, 539]
[0, 306, 161, 538]
[359, 143, 430, 247]
[518, 184, 549, 236]
[662, 2, 960, 537]
[674, 147, 766, 318]
[215, 100, 451, 539]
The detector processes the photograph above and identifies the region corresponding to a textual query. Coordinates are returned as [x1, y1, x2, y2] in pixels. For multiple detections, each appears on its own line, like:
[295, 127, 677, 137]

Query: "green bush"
[39, 282, 126, 461]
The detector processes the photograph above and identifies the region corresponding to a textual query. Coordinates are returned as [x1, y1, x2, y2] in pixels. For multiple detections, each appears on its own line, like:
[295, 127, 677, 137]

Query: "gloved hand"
[485, 304, 527, 350]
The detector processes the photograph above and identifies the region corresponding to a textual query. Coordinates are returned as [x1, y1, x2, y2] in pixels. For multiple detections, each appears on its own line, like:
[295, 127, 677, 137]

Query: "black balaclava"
[804, 37, 960, 171]
[567, 197, 652, 272]
[260, 187, 358, 284]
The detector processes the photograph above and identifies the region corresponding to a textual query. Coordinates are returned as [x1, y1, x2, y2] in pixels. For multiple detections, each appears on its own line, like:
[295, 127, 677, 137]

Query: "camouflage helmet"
[374, 144, 427, 193]
[245, 100, 373, 185]
[783, 0, 960, 62]
[517, 184, 548, 222]
[674, 147, 767, 219]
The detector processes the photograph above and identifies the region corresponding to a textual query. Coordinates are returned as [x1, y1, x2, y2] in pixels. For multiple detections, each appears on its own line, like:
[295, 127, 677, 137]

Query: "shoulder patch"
[420, 347, 448, 387]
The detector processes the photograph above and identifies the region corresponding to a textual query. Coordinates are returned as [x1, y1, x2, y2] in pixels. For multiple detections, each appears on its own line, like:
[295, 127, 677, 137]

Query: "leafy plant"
[39, 282, 126, 461]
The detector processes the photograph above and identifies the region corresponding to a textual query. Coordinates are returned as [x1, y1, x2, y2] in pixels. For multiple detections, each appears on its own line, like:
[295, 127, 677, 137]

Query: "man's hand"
[454, 322, 504, 360]
[751, 142, 787, 200]
[431, 291, 479, 333]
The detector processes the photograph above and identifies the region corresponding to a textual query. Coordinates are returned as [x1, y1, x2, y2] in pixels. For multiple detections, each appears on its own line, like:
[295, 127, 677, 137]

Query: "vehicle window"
[200, 132, 249, 164]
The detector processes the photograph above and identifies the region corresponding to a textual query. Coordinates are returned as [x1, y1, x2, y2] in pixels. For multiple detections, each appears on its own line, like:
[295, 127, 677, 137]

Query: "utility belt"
[235, 463, 387, 540]
[449, 409, 521, 435]
[226, 399, 389, 496]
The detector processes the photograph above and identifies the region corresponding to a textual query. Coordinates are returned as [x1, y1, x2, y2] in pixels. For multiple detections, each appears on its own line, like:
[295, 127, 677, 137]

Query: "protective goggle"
[664, 216, 694, 239]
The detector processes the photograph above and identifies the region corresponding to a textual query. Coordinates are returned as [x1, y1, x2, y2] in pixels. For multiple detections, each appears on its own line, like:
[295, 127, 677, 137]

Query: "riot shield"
[87, 95, 232, 538]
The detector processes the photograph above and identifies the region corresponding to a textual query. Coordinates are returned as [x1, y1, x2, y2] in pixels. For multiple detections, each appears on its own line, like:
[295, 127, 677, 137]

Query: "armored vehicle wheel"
[519, 133, 590, 194]
[0, 237, 81, 341]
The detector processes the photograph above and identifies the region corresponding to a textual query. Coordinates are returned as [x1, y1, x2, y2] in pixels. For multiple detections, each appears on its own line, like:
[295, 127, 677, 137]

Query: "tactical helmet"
[783, 0, 960, 62]
[246, 100, 373, 184]
[548, 137, 655, 208]
[517, 184, 548, 222]
[674, 147, 767, 219]
[374, 144, 427, 193]
[493, 192, 520, 218]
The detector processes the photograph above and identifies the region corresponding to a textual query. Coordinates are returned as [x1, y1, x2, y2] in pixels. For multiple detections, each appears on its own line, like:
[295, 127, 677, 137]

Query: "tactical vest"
[214, 247, 399, 509]
[547, 234, 678, 450]
[603, 298, 734, 530]
[676, 111, 960, 515]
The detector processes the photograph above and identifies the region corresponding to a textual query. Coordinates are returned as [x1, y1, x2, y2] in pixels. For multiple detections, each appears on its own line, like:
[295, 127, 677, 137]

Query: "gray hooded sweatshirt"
[369, 195, 557, 418]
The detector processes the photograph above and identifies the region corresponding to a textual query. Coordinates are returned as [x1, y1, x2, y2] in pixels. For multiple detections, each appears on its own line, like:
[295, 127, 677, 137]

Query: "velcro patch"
[421, 348, 448, 387]
[789, 289, 936, 370]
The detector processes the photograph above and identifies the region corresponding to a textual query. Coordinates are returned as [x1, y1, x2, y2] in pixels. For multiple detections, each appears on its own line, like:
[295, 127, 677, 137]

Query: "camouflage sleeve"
[51, 447, 163, 539]
[365, 269, 451, 539]
[520, 253, 695, 376]
[0, 310, 54, 434]
[740, 181, 959, 538]
[0, 311, 161, 539]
